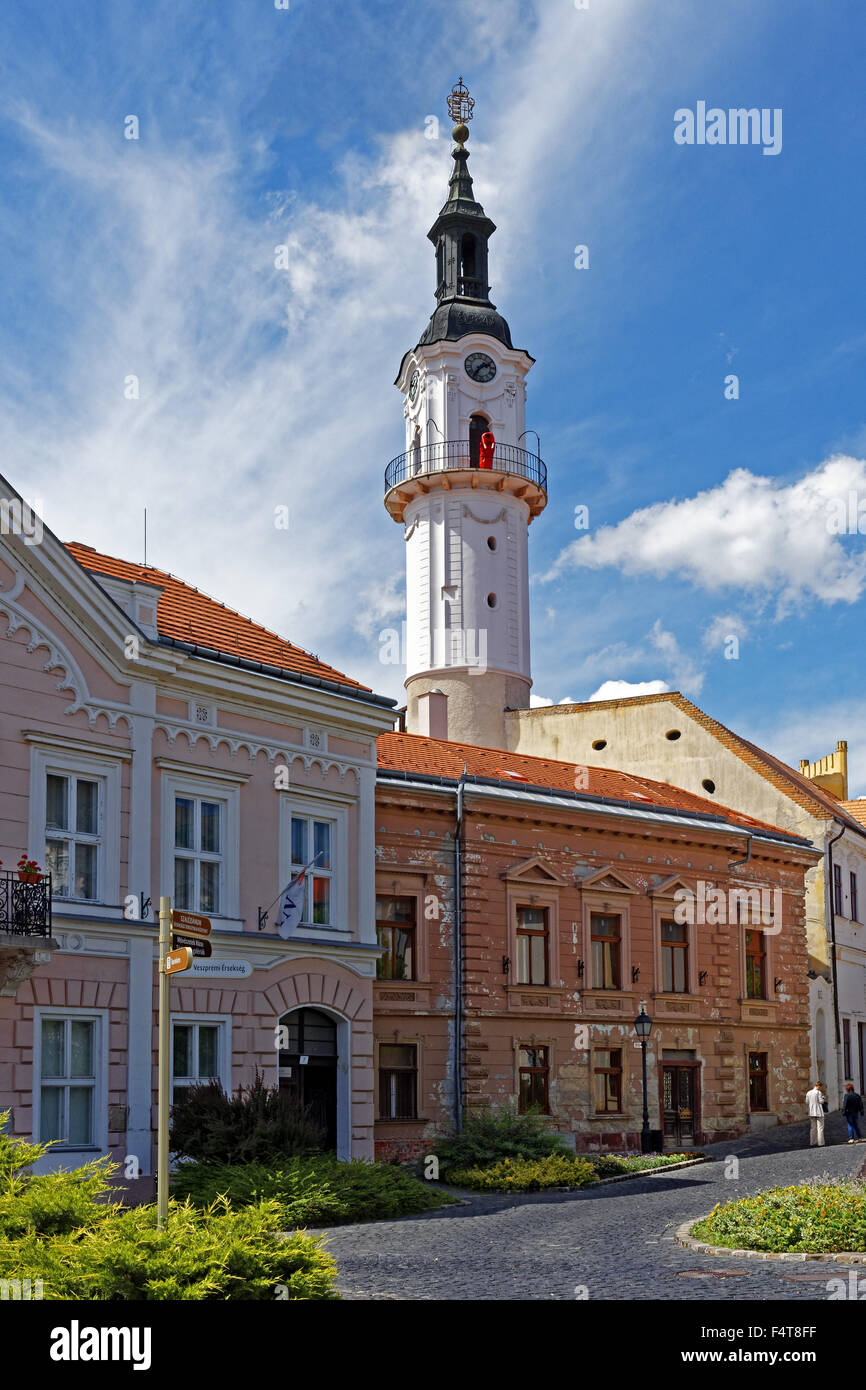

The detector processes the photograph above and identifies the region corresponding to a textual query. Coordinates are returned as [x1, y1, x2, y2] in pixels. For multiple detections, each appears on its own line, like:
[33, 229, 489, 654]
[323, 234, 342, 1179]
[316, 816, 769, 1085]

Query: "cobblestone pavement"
[318, 1121, 866, 1301]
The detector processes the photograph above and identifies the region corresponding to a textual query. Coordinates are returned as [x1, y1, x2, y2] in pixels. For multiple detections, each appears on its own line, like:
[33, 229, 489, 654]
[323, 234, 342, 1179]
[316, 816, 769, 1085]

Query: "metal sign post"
[156, 895, 171, 1229]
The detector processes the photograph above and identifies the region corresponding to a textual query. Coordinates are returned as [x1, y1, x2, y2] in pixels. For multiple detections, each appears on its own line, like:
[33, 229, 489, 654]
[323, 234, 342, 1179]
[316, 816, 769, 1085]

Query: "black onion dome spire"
[417, 82, 513, 350]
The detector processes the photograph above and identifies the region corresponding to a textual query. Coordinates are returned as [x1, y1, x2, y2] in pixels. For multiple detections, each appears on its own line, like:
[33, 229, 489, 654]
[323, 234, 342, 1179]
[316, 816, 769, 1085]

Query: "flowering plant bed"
[447, 1150, 706, 1193]
[691, 1180, 866, 1254]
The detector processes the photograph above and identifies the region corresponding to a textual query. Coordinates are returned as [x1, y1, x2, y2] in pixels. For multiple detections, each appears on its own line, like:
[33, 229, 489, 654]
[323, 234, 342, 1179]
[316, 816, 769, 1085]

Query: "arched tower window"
[461, 234, 477, 284]
[469, 413, 489, 469]
[436, 238, 445, 291]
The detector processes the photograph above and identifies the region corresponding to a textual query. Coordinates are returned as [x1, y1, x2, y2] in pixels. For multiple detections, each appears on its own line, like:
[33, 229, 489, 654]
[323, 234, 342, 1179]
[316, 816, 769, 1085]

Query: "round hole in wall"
[666, 729, 682, 741]
[487, 593, 498, 608]
[592, 739, 607, 751]
[487, 536, 497, 551]
[702, 778, 716, 794]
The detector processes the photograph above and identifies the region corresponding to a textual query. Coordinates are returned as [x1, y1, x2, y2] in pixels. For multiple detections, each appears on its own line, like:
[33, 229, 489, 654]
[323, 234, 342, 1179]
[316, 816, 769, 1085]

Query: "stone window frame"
[32, 1006, 110, 1162]
[157, 761, 247, 926]
[649, 878, 698, 997]
[503, 857, 568, 990]
[374, 1033, 423, 1123]
[512, 1034, 555, 1115]
[578, 869, 639, 994]
[374, 871, 430, 983]
[27, 741, 125, 913]
[170, 1013, 232, 1103]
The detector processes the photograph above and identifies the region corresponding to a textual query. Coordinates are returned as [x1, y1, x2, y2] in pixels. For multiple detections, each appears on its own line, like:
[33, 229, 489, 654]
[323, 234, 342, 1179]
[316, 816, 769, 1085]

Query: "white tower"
[384, 81, 547, 748]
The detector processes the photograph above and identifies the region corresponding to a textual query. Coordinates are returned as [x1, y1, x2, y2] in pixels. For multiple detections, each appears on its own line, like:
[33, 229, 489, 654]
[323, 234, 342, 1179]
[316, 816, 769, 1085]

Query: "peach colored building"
[0, 477, 394, 1171]
[372, 732, 820, 1159]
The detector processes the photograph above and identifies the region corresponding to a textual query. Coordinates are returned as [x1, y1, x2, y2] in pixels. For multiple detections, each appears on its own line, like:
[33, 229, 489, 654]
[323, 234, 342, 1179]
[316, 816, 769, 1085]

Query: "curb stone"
[675, 1216, 866, 1264]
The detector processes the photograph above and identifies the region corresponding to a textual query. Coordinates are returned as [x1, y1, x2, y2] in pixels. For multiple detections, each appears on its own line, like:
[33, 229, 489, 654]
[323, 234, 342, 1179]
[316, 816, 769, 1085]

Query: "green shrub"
[169, 1072, 325, 1164]
[691, 1181, 866, 1254]
[0, 1113, 338, 1299]
[172, 1155, 454, 1225]
[0, 1197, 338, 1300]
[432, 1105, 569, 1176]
[447, 1153, 598, 1192]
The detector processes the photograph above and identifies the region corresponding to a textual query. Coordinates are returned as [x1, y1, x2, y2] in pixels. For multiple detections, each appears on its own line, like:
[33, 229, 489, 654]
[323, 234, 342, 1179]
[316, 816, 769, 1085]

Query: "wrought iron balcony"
[0, 871, 53, 938]
[384, 439, 547, 495]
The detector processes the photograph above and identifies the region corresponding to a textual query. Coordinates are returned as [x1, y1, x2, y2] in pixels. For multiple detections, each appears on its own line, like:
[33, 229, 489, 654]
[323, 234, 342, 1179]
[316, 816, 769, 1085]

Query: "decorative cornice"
[152, 720, 358, 781]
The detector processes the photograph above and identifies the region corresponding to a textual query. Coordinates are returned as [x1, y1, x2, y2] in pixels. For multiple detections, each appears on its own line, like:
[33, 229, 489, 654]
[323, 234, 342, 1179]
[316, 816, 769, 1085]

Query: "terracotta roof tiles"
[65, 542, 370, 691]
[377, 731, 802, 839]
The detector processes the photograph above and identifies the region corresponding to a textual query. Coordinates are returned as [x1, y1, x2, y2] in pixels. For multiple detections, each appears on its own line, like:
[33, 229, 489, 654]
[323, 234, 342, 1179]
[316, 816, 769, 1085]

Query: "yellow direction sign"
[165, 947, 193, 975]
[170, 910, 211, 938]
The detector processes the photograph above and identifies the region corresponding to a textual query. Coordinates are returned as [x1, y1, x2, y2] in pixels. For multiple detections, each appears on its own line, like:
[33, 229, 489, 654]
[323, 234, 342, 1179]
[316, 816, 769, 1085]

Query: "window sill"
[374, 1117, 427, 1126]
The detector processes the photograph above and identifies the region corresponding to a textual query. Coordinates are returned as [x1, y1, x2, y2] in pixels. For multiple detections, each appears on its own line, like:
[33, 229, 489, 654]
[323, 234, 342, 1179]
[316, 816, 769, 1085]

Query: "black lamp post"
[634, 1007, 653, 1154]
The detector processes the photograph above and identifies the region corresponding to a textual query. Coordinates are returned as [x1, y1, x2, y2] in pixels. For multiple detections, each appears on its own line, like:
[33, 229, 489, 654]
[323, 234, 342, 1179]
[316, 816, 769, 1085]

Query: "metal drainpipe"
[728, 832, 753, 870]
[454, 768, 466, 1134]
[827, 822, 845, 1061]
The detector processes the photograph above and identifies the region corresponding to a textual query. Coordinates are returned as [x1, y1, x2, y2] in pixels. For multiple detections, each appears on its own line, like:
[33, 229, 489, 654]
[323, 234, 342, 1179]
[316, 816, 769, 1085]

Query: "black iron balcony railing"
[0, 870, 52, 938]
[385, 439, 547, 494]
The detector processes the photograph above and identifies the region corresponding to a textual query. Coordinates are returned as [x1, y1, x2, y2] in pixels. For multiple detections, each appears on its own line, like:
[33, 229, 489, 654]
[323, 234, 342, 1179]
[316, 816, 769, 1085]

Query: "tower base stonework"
[406, 670, 530, 749]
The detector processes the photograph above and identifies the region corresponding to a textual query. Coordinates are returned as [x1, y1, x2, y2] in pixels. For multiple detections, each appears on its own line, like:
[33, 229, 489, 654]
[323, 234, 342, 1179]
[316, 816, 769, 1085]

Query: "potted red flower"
[17, 855, 43, 884]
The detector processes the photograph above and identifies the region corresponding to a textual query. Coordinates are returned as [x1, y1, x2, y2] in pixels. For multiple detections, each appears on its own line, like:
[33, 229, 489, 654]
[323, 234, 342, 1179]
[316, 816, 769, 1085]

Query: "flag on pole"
[275, 853, 323, 938]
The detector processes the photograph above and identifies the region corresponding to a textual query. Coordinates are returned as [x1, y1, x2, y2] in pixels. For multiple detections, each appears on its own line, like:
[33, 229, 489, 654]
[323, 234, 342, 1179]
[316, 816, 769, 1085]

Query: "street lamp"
[633, 1007, 653, 1154]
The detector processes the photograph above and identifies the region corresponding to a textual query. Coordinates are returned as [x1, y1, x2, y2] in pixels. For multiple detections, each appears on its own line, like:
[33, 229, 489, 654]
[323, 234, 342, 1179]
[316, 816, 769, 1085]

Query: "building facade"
[0, 484, 394, 1171]
[508, 694, 866, 1109]
[372, 732, 818, 1159]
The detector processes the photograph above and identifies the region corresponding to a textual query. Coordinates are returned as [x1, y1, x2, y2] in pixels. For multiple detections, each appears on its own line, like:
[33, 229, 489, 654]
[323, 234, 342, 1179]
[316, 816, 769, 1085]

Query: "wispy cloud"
[542, 456, 866, 615]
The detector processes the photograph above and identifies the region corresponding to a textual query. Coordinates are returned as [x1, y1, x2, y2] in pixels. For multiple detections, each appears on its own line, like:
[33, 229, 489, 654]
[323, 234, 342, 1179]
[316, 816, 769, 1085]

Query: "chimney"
[799, 739, 848, 800]
[417, 689, 448, 741]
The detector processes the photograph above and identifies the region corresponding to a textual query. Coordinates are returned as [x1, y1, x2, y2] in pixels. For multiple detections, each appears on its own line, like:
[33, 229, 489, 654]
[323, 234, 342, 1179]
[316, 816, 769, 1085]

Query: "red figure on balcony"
[479, 429, 496, 469]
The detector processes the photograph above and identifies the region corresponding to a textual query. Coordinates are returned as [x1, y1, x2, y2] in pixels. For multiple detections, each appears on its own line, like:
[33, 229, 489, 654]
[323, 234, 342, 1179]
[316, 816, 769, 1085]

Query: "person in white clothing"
[806, 1081, 826, 1146]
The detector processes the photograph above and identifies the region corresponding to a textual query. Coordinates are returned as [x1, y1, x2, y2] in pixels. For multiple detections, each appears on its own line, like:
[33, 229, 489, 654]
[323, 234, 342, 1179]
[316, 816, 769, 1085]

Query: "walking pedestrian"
[806, 1080, 826, 1146]
[841, 1082, 864, 1142]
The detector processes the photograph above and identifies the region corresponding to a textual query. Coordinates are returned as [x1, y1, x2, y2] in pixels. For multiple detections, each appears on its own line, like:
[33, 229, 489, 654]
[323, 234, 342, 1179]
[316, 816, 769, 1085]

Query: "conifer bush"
[0, 1111, 338, 1300]
[169, 1072, 326, 1164]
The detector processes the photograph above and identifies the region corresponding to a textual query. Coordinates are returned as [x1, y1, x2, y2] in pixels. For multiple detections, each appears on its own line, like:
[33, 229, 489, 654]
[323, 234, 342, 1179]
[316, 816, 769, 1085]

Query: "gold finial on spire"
[447, 76, 474, 145]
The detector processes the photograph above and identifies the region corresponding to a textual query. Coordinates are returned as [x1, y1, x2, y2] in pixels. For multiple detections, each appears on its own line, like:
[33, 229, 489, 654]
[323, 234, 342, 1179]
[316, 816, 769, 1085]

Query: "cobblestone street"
[318, 1121, 866, 1301]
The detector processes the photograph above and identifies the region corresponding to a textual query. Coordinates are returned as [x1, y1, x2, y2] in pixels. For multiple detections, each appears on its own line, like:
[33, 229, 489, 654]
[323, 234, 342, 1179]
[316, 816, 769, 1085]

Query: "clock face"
[464, 352, 497, 384]
[408, 369, 420, 403]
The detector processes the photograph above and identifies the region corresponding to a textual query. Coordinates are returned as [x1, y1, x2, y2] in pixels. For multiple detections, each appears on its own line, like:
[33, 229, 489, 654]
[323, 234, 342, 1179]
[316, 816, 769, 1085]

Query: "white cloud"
[702, 613, 748, 651]
[587, 678, 670, 701]
[543, 456, 866, 614]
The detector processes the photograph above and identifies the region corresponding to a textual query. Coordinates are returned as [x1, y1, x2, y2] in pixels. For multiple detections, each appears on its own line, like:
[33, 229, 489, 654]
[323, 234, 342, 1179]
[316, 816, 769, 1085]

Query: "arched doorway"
[278, 1007, 338, 1150]
[469, 412, 489, 469]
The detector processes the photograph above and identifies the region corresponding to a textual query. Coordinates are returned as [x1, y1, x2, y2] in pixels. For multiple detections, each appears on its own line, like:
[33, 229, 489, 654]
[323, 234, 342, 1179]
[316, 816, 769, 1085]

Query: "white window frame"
[32, 1008, 109, 1167]
[170, 1015, 231, 1102]
[279, 792, 349, 934]
[172, 792, 226, 917]
[159, 767, 242, 922]
[28, 745, 123, 910]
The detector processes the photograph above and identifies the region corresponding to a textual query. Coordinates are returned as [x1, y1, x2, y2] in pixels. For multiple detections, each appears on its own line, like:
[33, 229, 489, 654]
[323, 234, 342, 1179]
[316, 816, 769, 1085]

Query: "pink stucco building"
[0, 478, 395, 1171]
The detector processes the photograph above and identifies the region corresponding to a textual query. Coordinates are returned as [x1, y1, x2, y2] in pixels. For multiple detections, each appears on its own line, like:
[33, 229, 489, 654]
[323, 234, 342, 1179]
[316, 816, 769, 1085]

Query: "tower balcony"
[384, 439, 547, 523]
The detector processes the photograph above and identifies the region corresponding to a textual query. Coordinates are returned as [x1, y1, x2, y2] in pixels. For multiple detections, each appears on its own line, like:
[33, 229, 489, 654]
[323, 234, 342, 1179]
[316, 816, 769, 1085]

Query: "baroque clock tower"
[384, 80, 547, 749]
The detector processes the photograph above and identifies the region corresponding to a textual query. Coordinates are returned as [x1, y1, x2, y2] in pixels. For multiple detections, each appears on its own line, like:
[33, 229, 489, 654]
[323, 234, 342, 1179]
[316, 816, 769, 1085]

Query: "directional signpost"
[157, 902, 214, 1228]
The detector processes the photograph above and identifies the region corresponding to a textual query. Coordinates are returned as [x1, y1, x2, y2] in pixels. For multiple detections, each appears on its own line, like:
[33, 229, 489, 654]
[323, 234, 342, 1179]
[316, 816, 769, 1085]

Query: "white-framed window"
[171, 1017, 230, 1107]
[279, 794, 349, 932]
[26, 742, 124, 909]
[45, 772, 102, 901]
[290, 814, 334, 926]
[158, 766, 244, 921]
[33, 1009, 107, 1156]
[173, 793, 225, 915]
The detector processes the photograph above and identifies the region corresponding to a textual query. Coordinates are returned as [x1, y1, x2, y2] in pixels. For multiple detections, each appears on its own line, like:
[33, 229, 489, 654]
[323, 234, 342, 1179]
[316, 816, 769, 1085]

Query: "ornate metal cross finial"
[447, 77, 474, 144]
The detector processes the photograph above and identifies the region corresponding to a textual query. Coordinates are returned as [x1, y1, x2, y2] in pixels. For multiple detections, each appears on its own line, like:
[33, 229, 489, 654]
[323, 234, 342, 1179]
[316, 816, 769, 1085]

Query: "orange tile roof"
[376, 732, 805, 840]
[65, 542, 370, 691]
[520, 692, 865, 833]
[839, 801, 866, 828]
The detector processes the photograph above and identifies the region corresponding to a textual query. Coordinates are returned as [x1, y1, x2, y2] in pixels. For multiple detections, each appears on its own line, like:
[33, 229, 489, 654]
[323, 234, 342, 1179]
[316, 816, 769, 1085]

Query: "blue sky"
[1, 0, 865, 789]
